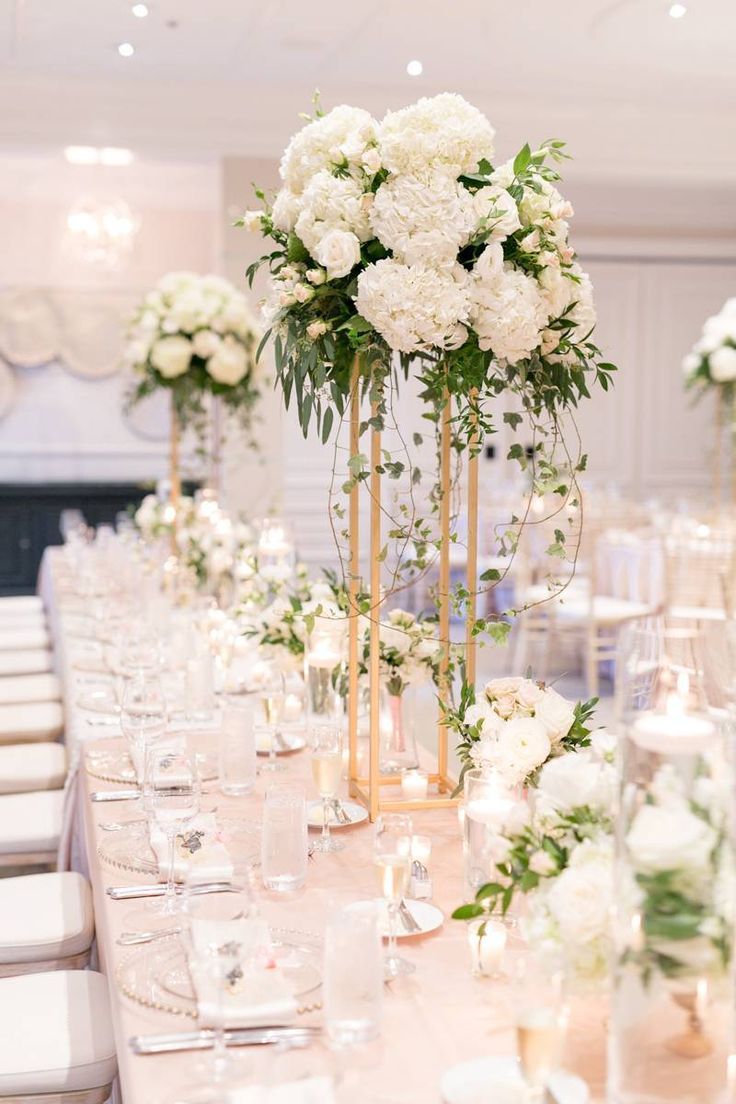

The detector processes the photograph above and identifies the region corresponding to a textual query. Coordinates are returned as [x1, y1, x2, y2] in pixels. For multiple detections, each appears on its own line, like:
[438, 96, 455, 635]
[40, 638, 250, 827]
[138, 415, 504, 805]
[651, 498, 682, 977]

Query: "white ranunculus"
[192, 329, 222, 359]
[356, 259, 470, 354]
[492, 716, 551, 786]
[537, 751, 614, 815]
[280, 105, 378, 194]
[626, 804, 716, 874]
[150, 335, 192, 379]
[206, 336, 248, 386]
[535, 687, 576, 743]
[314, 229, 362, 280]
[370, 169, 476, 267]
[464, 700, 504, 735]
[378, 93, 495, 177]
[472, 185, 521, 241]
[709, 345, 736, 382]
[590, 727, 617, 763]
[516, 679, 545, 710]
[295, 171, 373, 256]
[546, 840, 613, 945]
[469, 262, 546, 364]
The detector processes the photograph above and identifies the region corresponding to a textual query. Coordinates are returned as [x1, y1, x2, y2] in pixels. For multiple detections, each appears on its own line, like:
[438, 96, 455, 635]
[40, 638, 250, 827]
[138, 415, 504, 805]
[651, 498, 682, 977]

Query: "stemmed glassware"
[146, 749, 201, 925]
[373, 813, 415, 979]
[119, 673, 167, 782]
[513, 953, 569, 1102]
[258, 662, 286, 773]
[309, 724, 344, 854]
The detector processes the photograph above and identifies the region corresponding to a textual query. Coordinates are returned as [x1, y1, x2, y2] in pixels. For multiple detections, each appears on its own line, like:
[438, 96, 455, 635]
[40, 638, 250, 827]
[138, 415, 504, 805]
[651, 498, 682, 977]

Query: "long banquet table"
[44, 548, 605, 1103]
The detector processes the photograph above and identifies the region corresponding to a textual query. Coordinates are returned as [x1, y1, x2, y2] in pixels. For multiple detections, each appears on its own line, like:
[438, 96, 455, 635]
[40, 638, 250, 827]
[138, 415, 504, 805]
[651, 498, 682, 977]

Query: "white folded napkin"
[189, 915, 298, 1029]
[129, 732, 186, 784]
[149, 811, 233, 884]
[226, 1079, 337, 1104]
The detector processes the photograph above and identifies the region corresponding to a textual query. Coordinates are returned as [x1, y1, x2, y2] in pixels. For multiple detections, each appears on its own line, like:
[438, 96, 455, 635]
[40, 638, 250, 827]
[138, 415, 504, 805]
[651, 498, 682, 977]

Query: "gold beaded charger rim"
[115, 926, 323, 1018]
[86, 737, 218, 785]
[97, 816, 260, 878]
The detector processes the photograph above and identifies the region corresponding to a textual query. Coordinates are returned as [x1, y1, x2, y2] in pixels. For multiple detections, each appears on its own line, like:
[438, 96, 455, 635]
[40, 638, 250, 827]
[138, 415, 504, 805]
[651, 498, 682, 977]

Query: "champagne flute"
[374, 813, 414, 979]
[309, 724, 344, 853]
[258, 663, 286, 773]
[514, 953, 569, 1101]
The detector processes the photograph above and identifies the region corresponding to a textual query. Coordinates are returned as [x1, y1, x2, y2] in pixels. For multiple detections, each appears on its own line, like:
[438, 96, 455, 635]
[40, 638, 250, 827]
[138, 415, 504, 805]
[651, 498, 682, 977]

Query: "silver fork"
[331, 798, 351, 825]
[398, 898, 422, 934]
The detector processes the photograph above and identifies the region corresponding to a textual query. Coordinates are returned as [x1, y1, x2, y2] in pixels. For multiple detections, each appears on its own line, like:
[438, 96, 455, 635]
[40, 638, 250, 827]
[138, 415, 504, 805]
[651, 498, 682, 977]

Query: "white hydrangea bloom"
[356, 259, 470, 354]
[271, 189, 301, 233]
[279, 105, 378, 194]
[295, 170, 373, 256]
[468, 252, 546, 363]
[378, 93, 495, 177]
[370, 169, 476, 267]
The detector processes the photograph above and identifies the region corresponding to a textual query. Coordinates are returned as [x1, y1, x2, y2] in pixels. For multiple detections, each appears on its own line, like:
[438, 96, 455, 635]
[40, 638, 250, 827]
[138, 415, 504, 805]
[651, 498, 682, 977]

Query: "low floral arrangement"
[453, 734, 615, 989]
[123, 271, 262, 439]
[683, 297, 736, 390]
[357, 608, 442, 696]
[175, 509, 255, 591]
[134, 492, 188, 541]
[445, 676, 596, 788]
[241, 575, 346, 674]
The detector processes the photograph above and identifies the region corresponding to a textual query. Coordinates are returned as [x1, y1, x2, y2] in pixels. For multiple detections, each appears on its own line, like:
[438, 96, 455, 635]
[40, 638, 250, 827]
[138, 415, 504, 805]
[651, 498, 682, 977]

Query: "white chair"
[0, 596, 44, 617]
[0, 627, 51, 652]
[0, 743, 67, 794]
[0, 651, 53, 677]
[0, 789, 65, 868]
[0, 701, 64, 745]
[0, 673, 61, 706]
[0, 872, 93, 976]
[0, 971, 116, 1101]
[664, 532, 735, 622]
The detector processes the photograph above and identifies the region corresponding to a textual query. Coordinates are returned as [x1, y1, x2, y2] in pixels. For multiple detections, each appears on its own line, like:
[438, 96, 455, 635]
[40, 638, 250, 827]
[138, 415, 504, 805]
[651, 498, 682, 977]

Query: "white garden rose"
[535, 687, 576, 743]
[485, 676, 524, 698]
[472, 185, 521, 241]
[370, 169, 476, 267]
[469, 262, 546, 363]
[709, 345, 736, 382]
[489, 716, 551, 786]
[464, 700, 504, 734]
[378, 93, 495, 177]
[626, 804, 717, 874]
[537, 751, 614, 815]
[271, 189, 300, 233]
[206, 336, 248, 386]
[279, 105, 378, 194]
[546, 840, 613, 945]
[314, 229, 362, 280]
[295, 171, 373, 256]
[192, 329, 222, 359]
[356, 259, 470, 354]
[150, 335, 192, 379]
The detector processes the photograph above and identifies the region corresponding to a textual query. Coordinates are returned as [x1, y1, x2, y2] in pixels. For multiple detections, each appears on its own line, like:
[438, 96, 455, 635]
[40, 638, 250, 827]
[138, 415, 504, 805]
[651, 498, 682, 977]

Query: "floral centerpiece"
[123, 271, 262, 441]
[683, 297, 736, 392]
[445, 675, 596, 788]
[134, 492, 190, 542]
[453, 734, 615, 989]
[241, 575, 347, 675]
[241, 93, 615, 628]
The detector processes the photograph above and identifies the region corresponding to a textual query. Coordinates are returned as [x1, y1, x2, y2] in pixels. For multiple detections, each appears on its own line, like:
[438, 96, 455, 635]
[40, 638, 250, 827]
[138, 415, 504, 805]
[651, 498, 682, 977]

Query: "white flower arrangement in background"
[357, 608, 443, 696]
[241, 576, 347, 675]
[123, 271, 262, 439]
[683, 297, 736, 387]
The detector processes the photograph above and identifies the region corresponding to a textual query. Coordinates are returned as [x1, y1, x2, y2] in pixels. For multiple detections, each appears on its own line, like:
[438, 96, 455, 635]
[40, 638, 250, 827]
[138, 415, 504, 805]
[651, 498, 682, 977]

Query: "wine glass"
[309, 724, 344, 853]
[513, 952, 569, 1102]
[257, 662, 286, 773]
[120, 624, 161, 677]
[147, 749, 201, 925]
[373, 812, 414, 979]
[119, 674, 167, 785]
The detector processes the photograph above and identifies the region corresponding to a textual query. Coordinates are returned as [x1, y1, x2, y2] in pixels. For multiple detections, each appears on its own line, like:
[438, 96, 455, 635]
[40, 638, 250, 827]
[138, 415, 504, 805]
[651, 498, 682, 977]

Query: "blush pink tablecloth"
[45, 548, 606, 1102]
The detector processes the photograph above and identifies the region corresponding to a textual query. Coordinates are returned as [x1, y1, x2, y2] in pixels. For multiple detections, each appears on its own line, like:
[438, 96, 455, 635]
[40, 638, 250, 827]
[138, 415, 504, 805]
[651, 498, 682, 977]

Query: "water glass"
[219, 698, 256, 796]
[324, 902, 383, 1045]
[185, 653, 216, 722]
[261, 780, 308, 893]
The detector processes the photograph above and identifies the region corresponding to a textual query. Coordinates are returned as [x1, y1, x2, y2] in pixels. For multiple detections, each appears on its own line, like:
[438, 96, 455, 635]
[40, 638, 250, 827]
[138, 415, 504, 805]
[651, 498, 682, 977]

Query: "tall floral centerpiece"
[242, 93, 615, 817]
[683, 297, 736, 503]
[123, 272, 262, 504]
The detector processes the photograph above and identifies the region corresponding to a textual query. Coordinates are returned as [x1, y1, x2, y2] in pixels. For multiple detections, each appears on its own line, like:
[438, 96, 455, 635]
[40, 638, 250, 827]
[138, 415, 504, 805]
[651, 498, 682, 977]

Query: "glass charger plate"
[116, 927, 323, 1018]
[86, 737, 218, 785]
[97, 816, 260, 878]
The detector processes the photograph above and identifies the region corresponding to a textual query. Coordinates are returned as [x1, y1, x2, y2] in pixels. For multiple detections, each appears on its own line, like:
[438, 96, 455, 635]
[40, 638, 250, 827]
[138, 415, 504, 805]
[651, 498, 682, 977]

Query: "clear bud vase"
[379, 689, 419, 773]
[609, 623, 736, 1104]
[304, 619, 346, 726]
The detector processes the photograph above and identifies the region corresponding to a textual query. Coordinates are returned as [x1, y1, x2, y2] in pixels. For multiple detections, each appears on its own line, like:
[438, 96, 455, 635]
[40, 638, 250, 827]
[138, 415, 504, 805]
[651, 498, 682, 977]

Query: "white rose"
[472, 185, 521, 241]
[206, 336, 248, 386]
[240, 210, 263, 232]
[314, 229, 361, 280]
[546, 841, 613, 945]
[150, 335, 192, 379]
[516, 679, 545, 710]
[361, 146, 382, 174]
[305, 268, 327, 286]
[494, 693, 517, 719]
[682, 351, 701, 378]
[192, 329, 222, 359]
[271, 189, 300, 233]
[493, 716, 551, 785]
[306, 320, 328, 340]
[535, 687, 576, 743]
[529, 849, 557, 876]
[486, 676, 524, 698]
[626, 804, 716, 874]
[293, 283, 315, 304]
[590, 727, 617, 763]
[537, 751, 615, 815]
[464, 700, 503, 735]
[709, 346, 736, 383]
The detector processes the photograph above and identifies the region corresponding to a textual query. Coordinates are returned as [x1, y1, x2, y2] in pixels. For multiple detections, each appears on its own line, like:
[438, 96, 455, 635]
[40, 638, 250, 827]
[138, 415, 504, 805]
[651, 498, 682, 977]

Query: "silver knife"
[398, 898, 422, 934]
[91, 789, 141, 802]
[107, 881, 243, 900]
[130, 1026, 320, 1055]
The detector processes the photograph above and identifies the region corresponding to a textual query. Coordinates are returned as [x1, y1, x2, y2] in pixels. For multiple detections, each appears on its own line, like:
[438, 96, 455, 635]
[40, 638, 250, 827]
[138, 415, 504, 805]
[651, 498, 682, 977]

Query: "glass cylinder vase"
[609, 628, 736, 1104]
[379, 688, 420, 773]
[304, 619, 346, 726]
[462, 767, 521, 908]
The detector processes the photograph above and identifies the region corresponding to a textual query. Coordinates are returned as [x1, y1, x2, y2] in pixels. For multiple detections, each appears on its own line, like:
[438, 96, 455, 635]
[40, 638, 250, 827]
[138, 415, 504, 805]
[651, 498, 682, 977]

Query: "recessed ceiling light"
[64, 145, 99, 165]
[406, 59, 423, 77]
[131, 3, 149, 16]
[100, 147, 134, 166]
[117, 41, 135, 57]
[668, 3, 687, 17]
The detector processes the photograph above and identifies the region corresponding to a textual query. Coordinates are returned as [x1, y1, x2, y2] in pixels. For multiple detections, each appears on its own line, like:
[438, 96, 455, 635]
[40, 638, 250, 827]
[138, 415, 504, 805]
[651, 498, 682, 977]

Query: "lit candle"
[632, 683, 714, 755]
[401, 769, 429, 801]
[306, 644, 342, 669]
[465, 793, 516, 831]
[283, 693, 303, 722]
[411, 834, 432, 865]
[467, 918, 507, 978]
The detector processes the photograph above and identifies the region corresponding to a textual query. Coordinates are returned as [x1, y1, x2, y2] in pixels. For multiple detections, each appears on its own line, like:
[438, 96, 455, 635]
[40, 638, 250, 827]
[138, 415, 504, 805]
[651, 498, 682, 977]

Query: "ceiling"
[1, 0, 735, 181]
